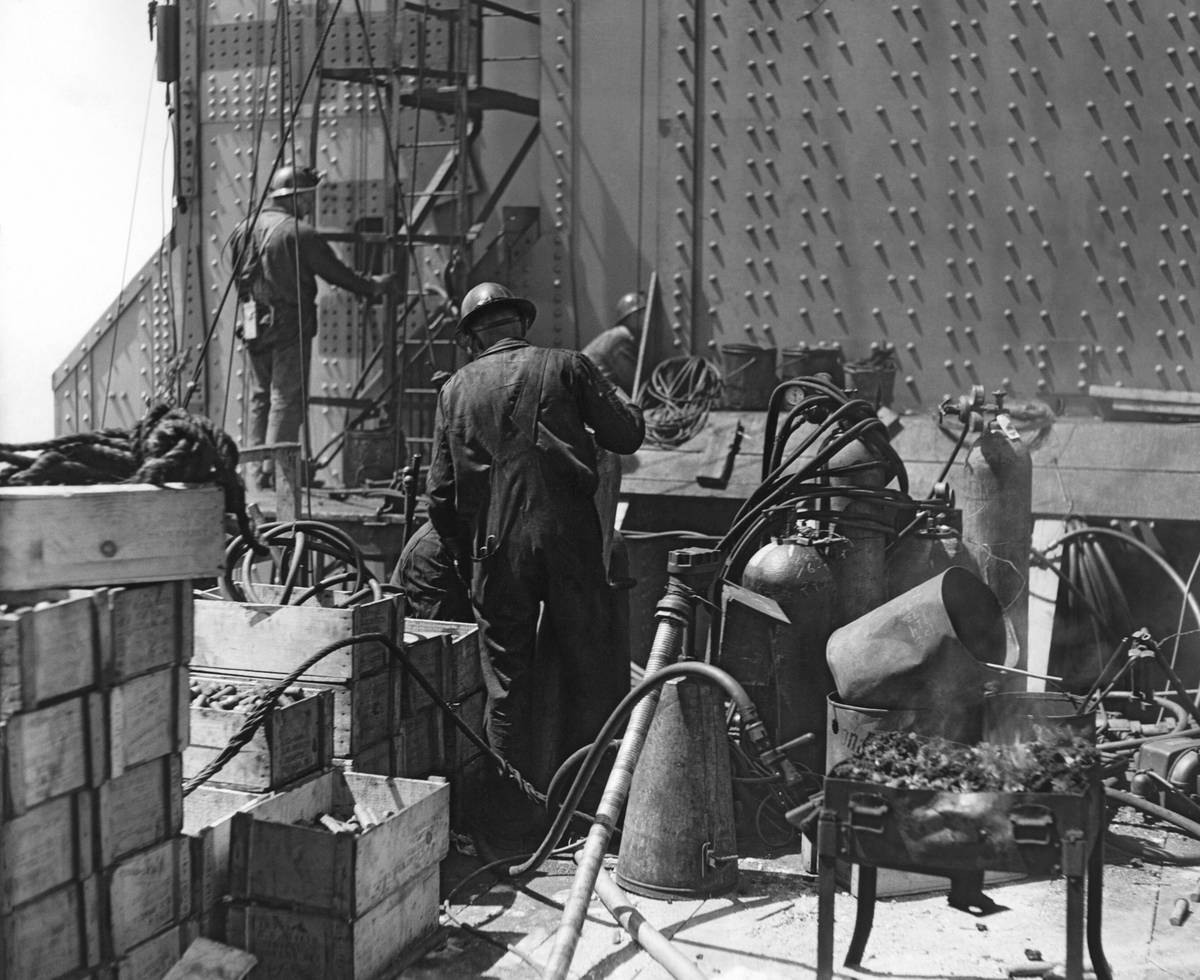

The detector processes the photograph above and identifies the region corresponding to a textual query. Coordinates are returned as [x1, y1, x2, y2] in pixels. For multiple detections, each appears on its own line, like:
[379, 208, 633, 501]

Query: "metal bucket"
[844, 362, 897, 408]
[719, 344, 777, 410]
[983, 691, 1097, 745]
[779, 345, 845, 387]
[616, 677, 737, 898]
[826, 696, 934, 770]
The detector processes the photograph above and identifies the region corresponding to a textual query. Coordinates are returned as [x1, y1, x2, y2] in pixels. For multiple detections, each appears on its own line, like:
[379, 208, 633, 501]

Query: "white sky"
[0, 1, 171, 442]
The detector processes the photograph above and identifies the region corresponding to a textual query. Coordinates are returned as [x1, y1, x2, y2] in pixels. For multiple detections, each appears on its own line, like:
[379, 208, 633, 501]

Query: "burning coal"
[829, 730, 1098, 794]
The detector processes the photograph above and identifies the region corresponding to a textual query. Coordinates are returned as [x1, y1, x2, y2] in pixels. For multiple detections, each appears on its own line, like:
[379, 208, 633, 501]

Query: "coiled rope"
[0, 404, 262, 552]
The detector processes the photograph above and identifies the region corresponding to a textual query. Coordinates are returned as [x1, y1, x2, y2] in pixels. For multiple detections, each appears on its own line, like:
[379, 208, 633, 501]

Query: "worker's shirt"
[427, 338, 644, 558]
[231, 206, 375, 348]
[581, 325, 639, 395]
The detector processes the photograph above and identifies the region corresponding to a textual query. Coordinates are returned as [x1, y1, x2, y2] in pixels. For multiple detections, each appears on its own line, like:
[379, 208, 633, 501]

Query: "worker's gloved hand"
[370, 273, 400, 298]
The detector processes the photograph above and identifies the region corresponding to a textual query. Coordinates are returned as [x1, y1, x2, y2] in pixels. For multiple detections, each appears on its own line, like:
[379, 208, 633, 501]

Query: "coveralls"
[230, 205, 380, 457]
[426, 337, 644, 830]
[581, 323, 639, 395]
[389, 521, 473, 623]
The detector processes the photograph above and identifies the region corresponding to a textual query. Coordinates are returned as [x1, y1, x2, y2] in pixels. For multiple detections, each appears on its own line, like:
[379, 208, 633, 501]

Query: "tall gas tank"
[885, 486, 979, 599]
[958, 410, 1032, 669]
[824, 432, 890, 628]
[739, 527, 837, 774]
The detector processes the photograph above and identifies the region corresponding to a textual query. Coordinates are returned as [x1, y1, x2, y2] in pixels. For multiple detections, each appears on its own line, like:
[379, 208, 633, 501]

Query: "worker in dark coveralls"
[230, 164, 397, 487]
[581, 291, 646, 395]
[426, 282, 645, 850]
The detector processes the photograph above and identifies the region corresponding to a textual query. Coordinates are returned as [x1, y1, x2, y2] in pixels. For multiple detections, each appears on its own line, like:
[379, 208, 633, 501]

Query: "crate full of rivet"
[0, 484, 224, 590]
[228, 770, 448, 918]
[192, 587, 401, 684]
[185, 677, 334, 792]
[403, 619, 481, 702]
[191, 666, 389, 759]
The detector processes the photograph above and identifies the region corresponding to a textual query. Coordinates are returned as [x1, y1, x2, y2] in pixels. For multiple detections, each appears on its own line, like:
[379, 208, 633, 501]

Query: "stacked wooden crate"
[0, 484, 224, 980]
[224, 769, 448, 979]
[391, 620, 486, 829]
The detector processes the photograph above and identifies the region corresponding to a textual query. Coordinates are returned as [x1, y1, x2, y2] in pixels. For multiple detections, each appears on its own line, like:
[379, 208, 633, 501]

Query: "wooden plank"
[0, 875, 101, 980]
[191, 592, 398, 684]
[0, 484, 224, 589]
[105, 837, 192, 957]
[392, 631, 447, 718]
[1026, 519, 1067, 695]
[228, 770, 449, 918]
[224, 866, 439, 980]
[0, 588, 99, 723]
[1, 692, 105, 815]
[695, 417, 745, 490]
[184, 682, 334, 792]
[160, 937, 257, 980]
[106, 666, 189, 776]
[0, 788, 94, 912]
[97, 754, 184, 866]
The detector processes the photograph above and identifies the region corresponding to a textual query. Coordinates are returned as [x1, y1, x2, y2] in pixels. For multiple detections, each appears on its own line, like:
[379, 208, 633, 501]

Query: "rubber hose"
[1106, 787, 1200, 840]
[588, 860, 706, 980]
[1101, 726, 1200, 753]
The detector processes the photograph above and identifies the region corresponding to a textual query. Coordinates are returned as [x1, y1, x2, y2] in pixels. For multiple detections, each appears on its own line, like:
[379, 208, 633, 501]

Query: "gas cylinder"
[885, 485, 979, 599]
[958, 401, 1033, 670]
[823, 430, 889, 628]
[738, 525, 837, 773]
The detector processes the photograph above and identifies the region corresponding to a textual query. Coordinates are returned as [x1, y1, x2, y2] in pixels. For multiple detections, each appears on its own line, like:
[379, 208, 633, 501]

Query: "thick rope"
[0, 405, 262, 552]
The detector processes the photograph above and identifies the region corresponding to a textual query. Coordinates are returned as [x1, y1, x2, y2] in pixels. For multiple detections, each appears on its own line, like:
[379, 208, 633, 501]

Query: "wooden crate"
[103, 837, 191, 958]
[104, 665, 189, 776]
[97, 754, 183, 866]
[335, 740, 391, 776]
[0, 582, 192, 726]
[405, 619, 481, 701]
[1, 788, 94, 912]
[0, 588, 100, 723]
[0, 875, 102, 980]
[390, 703, 445, 778]
[391, 630, 446, 718]
[103, 918, 198, 980]
[185, 785, 267, 941]
[228, 770, 448, 918]
[185, 681, 334, 792]
[192, 589, 399, 684]
[1, 691, 104, 816]
[444, 687, 487, 772]
[0, 484, 224, 590]
[193, 667, 391, 759]
[225, 865, 439, 980]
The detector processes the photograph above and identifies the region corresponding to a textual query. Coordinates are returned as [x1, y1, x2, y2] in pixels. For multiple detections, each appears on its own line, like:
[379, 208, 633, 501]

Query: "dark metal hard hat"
[456, 282, 537, 340]
[268, 164, 322, 198]
[616, 291, 647, 323]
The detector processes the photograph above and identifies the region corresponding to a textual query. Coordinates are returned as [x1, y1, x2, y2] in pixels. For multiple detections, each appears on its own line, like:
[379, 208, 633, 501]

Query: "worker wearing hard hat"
[230, 164, 399, 488]
[426, 282, 644, 854]
[581, 291, 646, 395]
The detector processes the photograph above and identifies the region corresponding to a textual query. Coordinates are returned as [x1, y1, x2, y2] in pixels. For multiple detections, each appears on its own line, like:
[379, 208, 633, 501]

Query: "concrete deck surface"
[402, 809, 1199, 979]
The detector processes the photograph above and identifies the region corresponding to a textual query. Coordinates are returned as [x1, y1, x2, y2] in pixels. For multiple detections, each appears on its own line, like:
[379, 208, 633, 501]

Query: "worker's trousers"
[246, 336, 312, 479]
[470, 524, 627, 834]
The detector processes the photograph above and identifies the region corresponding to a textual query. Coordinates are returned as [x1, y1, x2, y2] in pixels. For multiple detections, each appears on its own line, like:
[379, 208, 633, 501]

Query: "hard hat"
[616, 291, 647, 324]
[456, 282, 537, 341]
[268, 164, 322, 198]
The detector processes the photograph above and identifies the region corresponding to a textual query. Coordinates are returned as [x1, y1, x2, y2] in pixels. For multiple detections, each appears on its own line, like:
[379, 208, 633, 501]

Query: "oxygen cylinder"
[740, 528, 837, 773]
[958, 412, 1033, 669]
[885, 489, 979, 599]
[824, 433, 889, 628]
